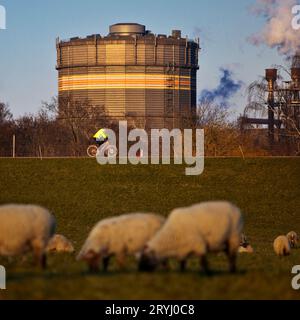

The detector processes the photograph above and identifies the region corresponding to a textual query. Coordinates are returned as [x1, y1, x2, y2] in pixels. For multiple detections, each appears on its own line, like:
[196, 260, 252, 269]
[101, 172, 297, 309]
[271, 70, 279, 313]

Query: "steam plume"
[200, 68, 243, 108]
[248, 0, 300, 57]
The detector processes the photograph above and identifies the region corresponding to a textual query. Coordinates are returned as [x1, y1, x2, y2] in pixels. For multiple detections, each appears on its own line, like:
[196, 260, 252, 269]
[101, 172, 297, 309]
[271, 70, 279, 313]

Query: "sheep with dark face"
[139, 201, 244, 274]
[77, 213, 165, 272]
[238, 233, 254, 254]
[0, 204, 56, 268]
[286, 231, 299, 248]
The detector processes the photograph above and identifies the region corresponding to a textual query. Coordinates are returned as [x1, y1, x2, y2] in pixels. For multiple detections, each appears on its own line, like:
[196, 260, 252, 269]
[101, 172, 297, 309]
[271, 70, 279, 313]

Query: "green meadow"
[0, 158, 299, 300]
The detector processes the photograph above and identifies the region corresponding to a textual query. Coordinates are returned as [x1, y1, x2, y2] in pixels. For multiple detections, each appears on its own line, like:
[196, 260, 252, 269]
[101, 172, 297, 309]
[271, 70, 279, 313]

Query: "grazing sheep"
[77, 213, 166, 272]
[273, 236, 291, 256]
[139, 201, 244, 274]
[239, 233, 254, 254]
[286, 231, 299, 248]
[0, 204, 56, 268]
[46, 234, 74, 253]
[238, 245, 254, 254]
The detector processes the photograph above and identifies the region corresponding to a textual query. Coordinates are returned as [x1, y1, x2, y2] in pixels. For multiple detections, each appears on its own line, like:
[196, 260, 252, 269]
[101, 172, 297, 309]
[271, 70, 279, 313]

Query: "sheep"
[46, 234, 75, 253]
[238, 245, 254, 254]
[239, 233, 254, 254]
[77, 213, 166, 272]
[273, 236, 291, 256]
[286, 231, 299, 248]
[0, 204, 56, 268]
[139, 201, 244, 274]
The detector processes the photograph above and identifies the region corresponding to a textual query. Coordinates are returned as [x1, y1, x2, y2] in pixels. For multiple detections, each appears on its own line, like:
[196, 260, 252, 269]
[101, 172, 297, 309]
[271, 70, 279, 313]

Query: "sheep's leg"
[34, 251, 47, 269]
[20, 255, 29, 265]
[179, 260, 187, 272]
[200, 255, 210, 275]
[32, 241, 47, 269]
[227, 252, 237, 273]
[161, 258, 170, 271]
[226, 237, 239, 273]
[102, 256, 110, 272]
[116, 254, 126, 270]
[40, 253, 47, 269]
[88, 255, 101, 273]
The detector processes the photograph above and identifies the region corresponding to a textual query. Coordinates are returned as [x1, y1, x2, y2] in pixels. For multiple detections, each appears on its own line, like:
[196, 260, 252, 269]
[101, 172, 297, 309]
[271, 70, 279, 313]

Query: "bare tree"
[0, 102, 13, 124]
[0, 102, 14, 156]
[41, 96, 108, 156]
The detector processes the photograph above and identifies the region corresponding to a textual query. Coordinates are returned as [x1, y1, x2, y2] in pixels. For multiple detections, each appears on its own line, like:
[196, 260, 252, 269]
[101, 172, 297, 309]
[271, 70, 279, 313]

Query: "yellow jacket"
[93, 129, 108, 139]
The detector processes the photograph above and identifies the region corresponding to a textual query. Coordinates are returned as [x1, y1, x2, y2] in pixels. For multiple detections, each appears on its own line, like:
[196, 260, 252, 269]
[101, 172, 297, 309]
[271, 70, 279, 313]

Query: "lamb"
[77, 213, 166, 272]
[273, 236, 291, 256]
[239, 233, 254, 254]
[46, 234, 75, 253]
[238, 246, 254, 254]
[0, 204, 56, 268]
[286, 231, 299, 248]
[139, 201, 244, 274]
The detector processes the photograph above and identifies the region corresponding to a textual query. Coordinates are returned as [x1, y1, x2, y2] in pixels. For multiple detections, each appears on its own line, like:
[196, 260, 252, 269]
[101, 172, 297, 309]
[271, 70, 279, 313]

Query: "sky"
[0, 0, 290, 118]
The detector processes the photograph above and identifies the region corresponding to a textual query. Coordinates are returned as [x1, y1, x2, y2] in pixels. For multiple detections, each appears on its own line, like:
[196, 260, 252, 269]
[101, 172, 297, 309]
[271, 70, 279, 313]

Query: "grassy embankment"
[0, 158, 299, 299]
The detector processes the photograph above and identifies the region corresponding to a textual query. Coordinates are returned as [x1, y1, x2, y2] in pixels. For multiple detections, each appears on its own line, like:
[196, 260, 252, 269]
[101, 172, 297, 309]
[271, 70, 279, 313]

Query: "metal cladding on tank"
[109, 23, 146, 36]
[56, 23, 200, 129]
[172, 30, 182, 39]
[265, 69, 278, 82]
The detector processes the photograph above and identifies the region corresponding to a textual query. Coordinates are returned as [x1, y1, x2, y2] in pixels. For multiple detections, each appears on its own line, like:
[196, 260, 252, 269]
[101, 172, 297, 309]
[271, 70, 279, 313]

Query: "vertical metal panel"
[57, 29, 199, 129]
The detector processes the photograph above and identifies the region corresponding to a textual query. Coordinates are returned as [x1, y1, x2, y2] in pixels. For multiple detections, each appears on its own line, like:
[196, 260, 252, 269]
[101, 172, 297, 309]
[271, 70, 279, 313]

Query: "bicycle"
[87, 141, 118, 158]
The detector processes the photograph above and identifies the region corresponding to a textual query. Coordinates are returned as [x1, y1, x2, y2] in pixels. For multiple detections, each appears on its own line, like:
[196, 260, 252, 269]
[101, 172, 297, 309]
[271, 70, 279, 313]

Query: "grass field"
[0, 158, 299, 300]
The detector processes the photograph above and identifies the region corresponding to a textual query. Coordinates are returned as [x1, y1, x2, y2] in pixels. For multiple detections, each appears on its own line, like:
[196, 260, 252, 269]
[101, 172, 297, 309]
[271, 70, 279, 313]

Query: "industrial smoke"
[249, 0, 300, 57]
[200, 68, 243, 108]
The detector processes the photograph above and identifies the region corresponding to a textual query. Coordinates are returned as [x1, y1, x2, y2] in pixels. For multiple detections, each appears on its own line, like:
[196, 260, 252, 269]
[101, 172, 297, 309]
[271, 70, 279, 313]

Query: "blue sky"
[0, 0, 287, 117]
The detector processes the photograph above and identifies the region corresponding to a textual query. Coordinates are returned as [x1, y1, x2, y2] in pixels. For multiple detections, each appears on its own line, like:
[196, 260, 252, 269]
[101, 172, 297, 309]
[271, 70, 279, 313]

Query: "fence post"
[39, 145, 43, 160]
[12, 135, 16, 158]
[239, 145, 245, 160]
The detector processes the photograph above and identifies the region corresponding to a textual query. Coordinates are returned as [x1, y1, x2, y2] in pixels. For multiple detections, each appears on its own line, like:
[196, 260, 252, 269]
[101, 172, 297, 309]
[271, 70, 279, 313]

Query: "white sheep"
[77, 213, 166, 272]
[46, 234, 75, 253]
[139, 201, 244, 274]
[286, 231, 299, 248]
[273, 236, 291, 256]
[0, 204, 56, 268]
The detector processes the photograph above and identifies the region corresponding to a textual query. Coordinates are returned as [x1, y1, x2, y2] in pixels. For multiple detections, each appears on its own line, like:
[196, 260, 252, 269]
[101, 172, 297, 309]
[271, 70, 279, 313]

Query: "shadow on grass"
[6, 267, 248, 283]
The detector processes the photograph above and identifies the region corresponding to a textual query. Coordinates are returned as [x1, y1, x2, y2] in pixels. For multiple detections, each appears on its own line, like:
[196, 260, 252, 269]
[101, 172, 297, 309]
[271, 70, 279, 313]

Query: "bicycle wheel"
[105, 145, 118, 158]
[96, 144, 118, 159]
[87, 145, 98, 158]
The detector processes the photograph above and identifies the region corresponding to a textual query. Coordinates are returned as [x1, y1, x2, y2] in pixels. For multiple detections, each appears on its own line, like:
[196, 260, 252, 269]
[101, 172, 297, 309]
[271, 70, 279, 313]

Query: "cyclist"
[93, 128, 108, 147]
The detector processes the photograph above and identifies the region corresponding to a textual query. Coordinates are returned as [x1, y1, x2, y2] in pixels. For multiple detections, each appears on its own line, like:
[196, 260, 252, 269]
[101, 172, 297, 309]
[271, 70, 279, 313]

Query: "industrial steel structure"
[241, 55, 300, 149]
[56, 23, 200, 129]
